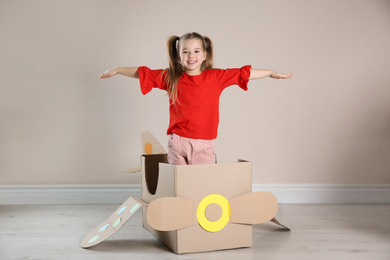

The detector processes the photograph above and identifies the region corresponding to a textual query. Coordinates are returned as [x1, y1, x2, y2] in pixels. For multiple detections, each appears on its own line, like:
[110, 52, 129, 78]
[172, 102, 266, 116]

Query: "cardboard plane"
[80, 131, 289, 254]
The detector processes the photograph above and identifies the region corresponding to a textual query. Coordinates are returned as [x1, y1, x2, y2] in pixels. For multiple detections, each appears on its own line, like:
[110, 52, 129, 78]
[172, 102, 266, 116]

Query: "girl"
[101, 32, 292, 165]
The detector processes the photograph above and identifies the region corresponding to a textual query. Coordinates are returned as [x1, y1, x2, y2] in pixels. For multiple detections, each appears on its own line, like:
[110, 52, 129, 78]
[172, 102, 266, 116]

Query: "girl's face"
[179, 38, 207, 75]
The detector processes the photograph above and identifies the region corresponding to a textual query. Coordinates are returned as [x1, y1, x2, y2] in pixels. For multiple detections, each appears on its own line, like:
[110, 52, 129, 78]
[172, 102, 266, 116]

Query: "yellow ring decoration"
[197, 194, 231, 232]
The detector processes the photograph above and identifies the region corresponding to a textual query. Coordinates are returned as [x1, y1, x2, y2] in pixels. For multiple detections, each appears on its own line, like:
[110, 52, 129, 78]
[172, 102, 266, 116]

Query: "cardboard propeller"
[147, 191, 278, 232]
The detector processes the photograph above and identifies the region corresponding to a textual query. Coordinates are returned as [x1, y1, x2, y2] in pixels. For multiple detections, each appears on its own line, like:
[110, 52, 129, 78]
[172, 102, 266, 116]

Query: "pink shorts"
[167, 134, 216, 165]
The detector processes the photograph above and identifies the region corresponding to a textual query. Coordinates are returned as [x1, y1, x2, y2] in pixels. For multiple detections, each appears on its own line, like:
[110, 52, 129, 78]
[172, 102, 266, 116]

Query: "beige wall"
[1, 0, 389, 185]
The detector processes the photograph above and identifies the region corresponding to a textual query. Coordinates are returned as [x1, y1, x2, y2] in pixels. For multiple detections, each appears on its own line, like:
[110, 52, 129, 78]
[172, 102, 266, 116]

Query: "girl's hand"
[249, 69, 293, 80]
[270, 72, 293, 79]
[100, 69, 118, 79]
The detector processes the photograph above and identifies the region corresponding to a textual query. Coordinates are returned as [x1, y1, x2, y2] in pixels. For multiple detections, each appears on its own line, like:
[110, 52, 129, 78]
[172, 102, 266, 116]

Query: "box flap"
[142, 154, 169, 195]
[121, 167, 141, 173]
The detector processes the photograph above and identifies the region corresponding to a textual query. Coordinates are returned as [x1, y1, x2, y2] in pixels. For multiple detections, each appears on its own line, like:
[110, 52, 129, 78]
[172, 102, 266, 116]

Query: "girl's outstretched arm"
[249, 69, 292, 80]
[100, 67, 139, 79]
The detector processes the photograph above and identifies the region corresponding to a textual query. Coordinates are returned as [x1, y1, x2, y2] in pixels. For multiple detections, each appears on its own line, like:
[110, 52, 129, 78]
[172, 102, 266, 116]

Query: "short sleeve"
[216, 65, 252, 91]
[138, 66, 166, 95]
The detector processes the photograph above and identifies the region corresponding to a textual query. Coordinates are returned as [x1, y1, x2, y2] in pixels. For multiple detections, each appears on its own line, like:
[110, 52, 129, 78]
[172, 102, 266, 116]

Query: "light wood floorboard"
[0, 204, 389, 259]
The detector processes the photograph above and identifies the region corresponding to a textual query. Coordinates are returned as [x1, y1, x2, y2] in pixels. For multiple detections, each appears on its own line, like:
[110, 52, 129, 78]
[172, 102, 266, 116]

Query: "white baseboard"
[0, 184, 389, 205]
[0, 185, 141, 205]
[253, 184, 390, 204]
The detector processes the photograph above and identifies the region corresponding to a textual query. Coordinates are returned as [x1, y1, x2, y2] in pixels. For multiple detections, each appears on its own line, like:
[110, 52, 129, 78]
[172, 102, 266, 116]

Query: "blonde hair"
[164, 32, 213, 103]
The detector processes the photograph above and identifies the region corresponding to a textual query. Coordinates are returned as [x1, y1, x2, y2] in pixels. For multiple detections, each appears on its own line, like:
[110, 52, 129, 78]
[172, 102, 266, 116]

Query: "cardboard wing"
[80, 197, 147, 248]
[122, 131, 166, 173]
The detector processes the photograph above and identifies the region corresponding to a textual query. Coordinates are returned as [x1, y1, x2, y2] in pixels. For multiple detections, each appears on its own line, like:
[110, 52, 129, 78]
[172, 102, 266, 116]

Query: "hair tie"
[175, 36, 180, 50]
[203, 36, 209, 49]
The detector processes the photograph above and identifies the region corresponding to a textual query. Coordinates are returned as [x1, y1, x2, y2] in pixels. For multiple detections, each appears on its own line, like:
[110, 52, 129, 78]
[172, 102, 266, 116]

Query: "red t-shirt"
[138, 65, 252, 139]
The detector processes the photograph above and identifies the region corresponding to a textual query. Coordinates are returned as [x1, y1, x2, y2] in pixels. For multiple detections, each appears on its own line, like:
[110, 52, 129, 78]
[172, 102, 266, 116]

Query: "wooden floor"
[1, 204, 389, 259]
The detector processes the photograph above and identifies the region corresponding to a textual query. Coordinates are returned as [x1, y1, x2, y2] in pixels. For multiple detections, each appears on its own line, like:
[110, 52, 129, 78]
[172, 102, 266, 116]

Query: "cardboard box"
[140, 154, 253, 254]
[81, 152, 285, 254]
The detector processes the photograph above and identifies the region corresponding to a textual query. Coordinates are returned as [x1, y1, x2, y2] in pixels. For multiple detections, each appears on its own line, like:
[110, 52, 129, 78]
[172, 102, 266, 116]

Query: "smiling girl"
[100, 32, 292, 165]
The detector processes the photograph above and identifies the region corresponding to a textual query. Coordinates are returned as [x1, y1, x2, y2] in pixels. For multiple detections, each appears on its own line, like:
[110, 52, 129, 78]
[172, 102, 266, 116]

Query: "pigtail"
[164, 35, 183, 103]
[202, 36, 213, 71]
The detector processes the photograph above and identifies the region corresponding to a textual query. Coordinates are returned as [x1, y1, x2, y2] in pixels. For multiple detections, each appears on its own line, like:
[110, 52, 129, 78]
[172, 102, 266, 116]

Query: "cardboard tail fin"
[80, 197, 147, 248]
[141, 131, 166, 154]
[122, 131, 166, 173]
